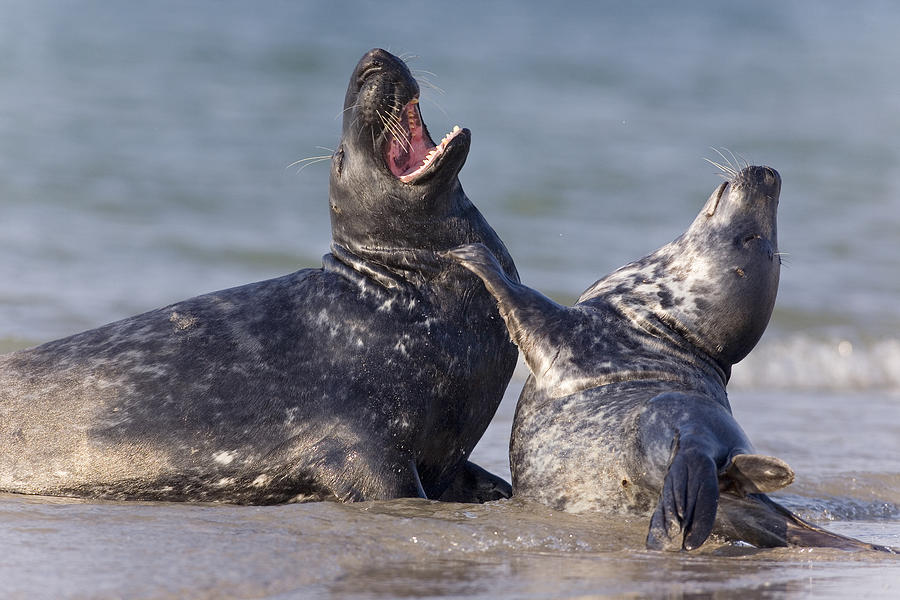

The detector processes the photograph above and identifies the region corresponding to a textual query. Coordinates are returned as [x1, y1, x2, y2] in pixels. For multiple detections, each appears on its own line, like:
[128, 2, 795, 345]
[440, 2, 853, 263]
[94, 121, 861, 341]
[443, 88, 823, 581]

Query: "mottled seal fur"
[448, 166, 893, 552]
[0, 49, 518, 504]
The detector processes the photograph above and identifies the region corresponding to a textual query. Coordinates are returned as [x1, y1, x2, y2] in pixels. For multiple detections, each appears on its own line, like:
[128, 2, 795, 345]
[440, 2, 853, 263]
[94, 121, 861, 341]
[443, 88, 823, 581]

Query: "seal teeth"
[440, 126, 461, 146]
[397, 125, 462, 183]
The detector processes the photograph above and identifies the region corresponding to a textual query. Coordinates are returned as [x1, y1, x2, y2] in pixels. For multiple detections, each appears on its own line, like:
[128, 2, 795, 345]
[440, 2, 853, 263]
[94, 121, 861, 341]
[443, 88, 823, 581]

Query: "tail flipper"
[646, 449, 895, 553]
[716, 453, 894, 551]
[715, 493, 896, 553]
[646, 447, 720, 551]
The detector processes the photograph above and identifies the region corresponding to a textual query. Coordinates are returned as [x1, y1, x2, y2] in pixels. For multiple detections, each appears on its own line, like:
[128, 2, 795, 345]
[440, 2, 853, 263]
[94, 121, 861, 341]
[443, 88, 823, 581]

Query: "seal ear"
[721, 453, 794, 495]
[646, 444, 720, 551]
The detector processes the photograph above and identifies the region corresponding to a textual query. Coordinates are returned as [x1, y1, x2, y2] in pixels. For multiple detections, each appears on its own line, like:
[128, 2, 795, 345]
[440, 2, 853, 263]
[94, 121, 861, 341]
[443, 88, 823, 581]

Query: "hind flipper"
[646, 447, 720, 551]
[716, 493, 896, 552]
[723, 453, 794, 494]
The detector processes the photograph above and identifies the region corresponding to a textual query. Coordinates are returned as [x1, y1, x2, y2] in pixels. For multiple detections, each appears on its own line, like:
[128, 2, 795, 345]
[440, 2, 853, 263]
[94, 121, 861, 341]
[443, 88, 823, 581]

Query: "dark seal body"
[449, 166, 893, 552]
[0, 49, 518, 504]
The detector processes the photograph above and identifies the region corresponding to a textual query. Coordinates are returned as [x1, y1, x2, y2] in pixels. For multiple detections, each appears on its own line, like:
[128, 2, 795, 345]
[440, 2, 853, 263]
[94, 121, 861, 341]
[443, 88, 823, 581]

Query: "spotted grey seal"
[0, 49, 518, 504]
[448, 165, 893, 551]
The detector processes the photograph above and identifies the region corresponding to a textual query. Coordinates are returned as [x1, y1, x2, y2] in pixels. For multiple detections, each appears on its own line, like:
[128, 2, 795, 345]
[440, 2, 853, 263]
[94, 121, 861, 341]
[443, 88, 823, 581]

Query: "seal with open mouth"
[0, 49, 518, 504]
[447, 166, 893, 551]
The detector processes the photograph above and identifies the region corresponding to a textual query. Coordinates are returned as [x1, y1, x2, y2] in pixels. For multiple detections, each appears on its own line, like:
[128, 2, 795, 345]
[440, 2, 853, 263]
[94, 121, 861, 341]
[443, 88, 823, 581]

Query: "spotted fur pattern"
[454, 167, 893, 551]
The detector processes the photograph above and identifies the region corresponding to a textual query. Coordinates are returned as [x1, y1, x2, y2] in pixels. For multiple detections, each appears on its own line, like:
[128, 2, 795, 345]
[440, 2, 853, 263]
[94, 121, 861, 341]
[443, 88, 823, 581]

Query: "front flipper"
[444, 243, 571, 380]
[438, 460, 512, 503]
[647, 446, 720, 551]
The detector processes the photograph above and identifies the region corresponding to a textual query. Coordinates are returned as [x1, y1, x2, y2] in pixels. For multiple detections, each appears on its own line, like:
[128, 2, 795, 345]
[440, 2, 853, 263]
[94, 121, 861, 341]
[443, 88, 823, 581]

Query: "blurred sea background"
[1, 1, 899, 598]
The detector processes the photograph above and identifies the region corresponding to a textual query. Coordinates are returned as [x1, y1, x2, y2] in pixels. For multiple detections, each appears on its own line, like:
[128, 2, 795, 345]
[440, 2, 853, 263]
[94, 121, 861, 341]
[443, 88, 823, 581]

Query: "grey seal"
[0, 49, 518, 504]
[448, 165, 893, 551]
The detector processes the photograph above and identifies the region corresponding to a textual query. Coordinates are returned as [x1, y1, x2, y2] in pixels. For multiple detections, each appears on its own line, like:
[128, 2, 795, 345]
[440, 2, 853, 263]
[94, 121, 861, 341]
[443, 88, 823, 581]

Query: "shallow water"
[1, 1, 900, 598]
[3, 376, 899, 599]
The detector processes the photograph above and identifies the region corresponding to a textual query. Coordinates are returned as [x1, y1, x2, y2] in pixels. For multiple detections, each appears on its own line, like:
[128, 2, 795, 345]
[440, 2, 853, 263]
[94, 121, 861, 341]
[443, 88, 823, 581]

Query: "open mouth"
[384, 97, 463, 183]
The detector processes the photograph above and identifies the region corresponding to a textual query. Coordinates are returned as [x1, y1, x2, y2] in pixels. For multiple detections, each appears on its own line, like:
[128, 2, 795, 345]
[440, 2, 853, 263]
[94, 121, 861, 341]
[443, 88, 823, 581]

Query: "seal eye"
[333, 147, 345, 175]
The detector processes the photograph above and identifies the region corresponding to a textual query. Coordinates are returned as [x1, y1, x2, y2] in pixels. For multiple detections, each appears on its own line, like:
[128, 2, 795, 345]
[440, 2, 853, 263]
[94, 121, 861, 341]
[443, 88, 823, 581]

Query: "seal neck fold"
[327, 242, 443, 293]
[606, 299, 732, 392]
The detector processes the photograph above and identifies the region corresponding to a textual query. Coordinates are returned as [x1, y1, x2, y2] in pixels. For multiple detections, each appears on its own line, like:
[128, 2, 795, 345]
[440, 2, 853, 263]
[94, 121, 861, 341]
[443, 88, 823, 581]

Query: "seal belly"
[511, 379, 656, 514]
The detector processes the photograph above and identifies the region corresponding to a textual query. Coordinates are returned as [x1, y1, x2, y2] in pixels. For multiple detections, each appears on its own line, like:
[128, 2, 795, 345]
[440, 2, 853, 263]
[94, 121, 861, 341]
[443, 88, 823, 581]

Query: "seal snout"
[734, 165, 781, 195]
[355, 48, 409, 87]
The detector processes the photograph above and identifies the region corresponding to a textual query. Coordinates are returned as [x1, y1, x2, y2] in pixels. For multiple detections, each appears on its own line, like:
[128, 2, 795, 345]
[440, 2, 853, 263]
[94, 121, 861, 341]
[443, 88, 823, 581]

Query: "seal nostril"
[760, 166, 781, 189]
[357, 61, 382, 85]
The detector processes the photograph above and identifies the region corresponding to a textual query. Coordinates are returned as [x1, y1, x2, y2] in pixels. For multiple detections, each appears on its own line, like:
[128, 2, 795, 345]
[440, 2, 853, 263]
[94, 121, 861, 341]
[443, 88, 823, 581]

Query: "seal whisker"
[384, 109, 413, 151]
[411, 69, 445, 96]
[411, 68, 438, 79]
[417, 78, 446, 96]
[286, 155, 333, 174]
[378, 110, 412, 152]
[707, 148, 739, 178]
[335, 102, 361, 121]
[377, 110, 403, 146]
[421, 96, 449, 119]
[724, 148, 744, 172]
[381, 106, 406, 132]
[710, 147, 736, 171]
[703, 157, 737, 179]
[346, 115, 361, 135]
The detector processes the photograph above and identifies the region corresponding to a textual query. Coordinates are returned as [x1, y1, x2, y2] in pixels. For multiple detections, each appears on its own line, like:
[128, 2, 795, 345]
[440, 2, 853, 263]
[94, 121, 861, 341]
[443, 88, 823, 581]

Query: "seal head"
[330, 49, 473, 255]
[578, 165, 781, 379]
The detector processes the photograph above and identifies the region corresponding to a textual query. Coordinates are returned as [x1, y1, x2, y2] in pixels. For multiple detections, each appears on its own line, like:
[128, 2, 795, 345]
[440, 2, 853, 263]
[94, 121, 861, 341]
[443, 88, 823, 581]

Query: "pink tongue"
[386, 104, 435, 178]
[388, 137, 414, 176]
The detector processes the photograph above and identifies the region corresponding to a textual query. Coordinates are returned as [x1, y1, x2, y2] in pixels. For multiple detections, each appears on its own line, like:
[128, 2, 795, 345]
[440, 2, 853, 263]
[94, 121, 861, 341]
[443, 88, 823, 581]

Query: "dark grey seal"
[448, 165, 893, 552]
[0, 49, 518, 504]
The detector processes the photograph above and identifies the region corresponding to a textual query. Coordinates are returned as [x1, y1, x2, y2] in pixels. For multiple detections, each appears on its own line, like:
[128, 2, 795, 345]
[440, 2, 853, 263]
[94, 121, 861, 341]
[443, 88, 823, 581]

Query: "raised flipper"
[443, 242, 556, 349]
[444, 243, 570, 379]
[647, 445, 721, 551]
[438, 460, 512, 503]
